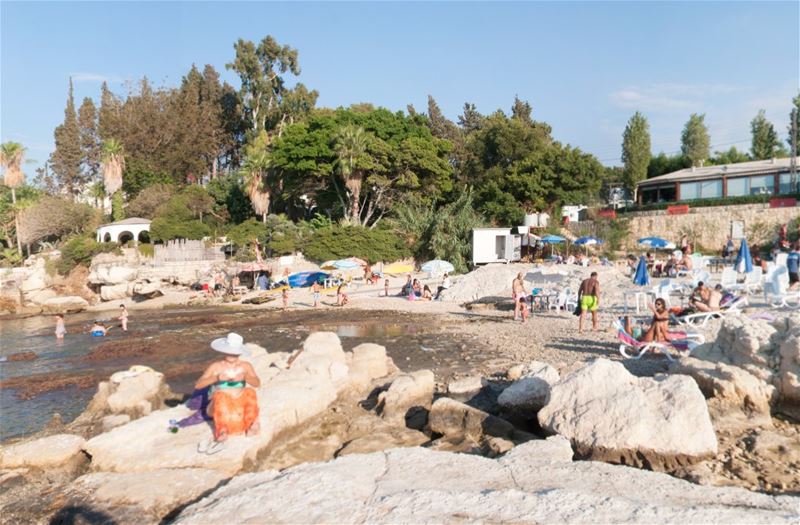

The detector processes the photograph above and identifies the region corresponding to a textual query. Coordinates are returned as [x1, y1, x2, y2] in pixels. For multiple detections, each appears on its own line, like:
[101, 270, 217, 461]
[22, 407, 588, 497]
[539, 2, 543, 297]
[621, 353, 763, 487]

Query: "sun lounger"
[764, 266, 800, 309]
[614, 319, 705, 362]
[676, 295, 748, 327]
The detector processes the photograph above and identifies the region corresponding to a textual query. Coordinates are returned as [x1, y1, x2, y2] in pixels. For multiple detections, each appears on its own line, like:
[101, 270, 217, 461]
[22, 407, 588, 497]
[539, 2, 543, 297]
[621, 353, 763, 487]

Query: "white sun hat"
[210, 332, 248, 356]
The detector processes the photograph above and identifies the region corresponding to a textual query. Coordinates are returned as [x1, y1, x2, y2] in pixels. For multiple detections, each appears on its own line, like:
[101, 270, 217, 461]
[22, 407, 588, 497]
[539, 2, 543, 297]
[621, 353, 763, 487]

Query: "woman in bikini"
[195, 333, 261, 453]
[640, 298, 670, 342]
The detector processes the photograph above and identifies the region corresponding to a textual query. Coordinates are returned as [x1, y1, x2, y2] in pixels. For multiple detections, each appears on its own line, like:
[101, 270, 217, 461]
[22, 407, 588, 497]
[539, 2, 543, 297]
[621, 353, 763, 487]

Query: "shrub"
[57, 236, 120, 274]
[126, 184, 175, 219]
[149, 193, 212, 242]
[137, 243, 154, 258]
[622, 193, 800, 213]
[304, 225, 410, 264]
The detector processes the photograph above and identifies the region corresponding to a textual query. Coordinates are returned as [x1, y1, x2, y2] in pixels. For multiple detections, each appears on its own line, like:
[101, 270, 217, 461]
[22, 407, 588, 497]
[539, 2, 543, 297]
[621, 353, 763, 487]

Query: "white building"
[96, 218, 151, 244]
[472, 228, 522, 265]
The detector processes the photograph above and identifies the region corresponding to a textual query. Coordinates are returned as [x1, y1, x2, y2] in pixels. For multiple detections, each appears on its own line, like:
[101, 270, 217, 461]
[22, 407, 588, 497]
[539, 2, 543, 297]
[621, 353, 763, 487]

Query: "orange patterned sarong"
[211, 388, 259, 439]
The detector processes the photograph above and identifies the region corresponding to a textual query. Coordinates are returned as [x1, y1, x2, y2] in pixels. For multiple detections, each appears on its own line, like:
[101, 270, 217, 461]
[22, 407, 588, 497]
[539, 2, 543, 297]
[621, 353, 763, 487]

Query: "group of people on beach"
[399, 273, 450, 301]
[510, 271, 601, 333]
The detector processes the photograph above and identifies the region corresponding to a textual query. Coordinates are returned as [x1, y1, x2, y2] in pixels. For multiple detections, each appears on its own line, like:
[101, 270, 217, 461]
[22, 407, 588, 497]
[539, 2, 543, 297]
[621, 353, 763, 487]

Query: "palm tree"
[334, 125, 369, 223]
[242, 151, 271, 223]
[101, 139, 125, 219]
[0, 141, 26, 255]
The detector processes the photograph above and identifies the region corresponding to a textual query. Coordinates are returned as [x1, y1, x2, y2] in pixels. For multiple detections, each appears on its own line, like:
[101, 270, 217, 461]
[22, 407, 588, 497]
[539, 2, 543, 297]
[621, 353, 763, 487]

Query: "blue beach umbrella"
[540, 234, 566, 244]
[421, 260, 455, 274]
[633, 255, 650, 286]
[637, 237, 676, 250]
[734, 238, 753, 273]
[573, 236, 603, 246]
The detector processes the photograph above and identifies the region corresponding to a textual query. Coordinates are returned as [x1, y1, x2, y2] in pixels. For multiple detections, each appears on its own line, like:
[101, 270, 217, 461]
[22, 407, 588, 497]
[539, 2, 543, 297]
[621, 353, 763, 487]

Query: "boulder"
[429, 397, 519, 442]
[41, 296, 89, 313]
[693, 316, 777, 382]
[777, 324, 800, 404]
[337, 426, 428, 456]
[0, 434, 86, 470]
[498, 361, 559, 413]
[173, 446, 799, 524]
[538, 359, 717, 469]
[377, 370, 434, 426]
[26, 288, 58, 305]
[64, 468, 226, 523]
[669, 357, 775, 430]
[89, 265, 138, 286]
[350, 343, 388, 380]
[20, 264, 48, 294]
[100, 283, 131, 301]
[447, 376, 483, 397]
[101, 414, 131, 432]
[132, 281, 164, 300]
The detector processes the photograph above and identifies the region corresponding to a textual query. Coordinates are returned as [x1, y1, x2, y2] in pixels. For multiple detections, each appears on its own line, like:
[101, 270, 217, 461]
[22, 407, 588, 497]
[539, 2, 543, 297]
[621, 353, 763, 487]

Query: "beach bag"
[573, 294, 582, 316]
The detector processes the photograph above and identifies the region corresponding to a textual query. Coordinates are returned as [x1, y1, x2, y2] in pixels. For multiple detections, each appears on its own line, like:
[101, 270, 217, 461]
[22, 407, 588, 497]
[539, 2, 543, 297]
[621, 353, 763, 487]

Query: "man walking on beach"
[578, 271, 600, 333]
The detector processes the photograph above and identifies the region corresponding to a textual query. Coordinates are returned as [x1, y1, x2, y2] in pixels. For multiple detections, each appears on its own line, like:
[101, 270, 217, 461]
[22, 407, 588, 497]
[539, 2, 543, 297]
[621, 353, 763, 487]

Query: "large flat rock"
[173, 443, 799, 524]
[0, 434, 85, 470]
[538, 358, 718, 468]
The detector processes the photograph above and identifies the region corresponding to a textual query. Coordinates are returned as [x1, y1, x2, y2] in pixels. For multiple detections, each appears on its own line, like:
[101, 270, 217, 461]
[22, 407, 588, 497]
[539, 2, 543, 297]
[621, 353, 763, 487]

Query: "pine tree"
[78, 97, 101, 185]
[787, 92, 800, 156]
[98, 81, 121, 141]
[680, 113, 710, 167]
[458, 103, 484, 134]
[427, 96, 458, 141]
[50, 78, 84, 198]
[511, 95, 533, 125]
[750, 109, 781, 160]
[621, 112, 651, 192]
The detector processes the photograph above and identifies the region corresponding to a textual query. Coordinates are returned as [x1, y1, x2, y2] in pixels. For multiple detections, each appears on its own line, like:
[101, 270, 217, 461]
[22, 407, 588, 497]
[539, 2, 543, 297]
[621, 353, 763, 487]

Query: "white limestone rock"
[100, 282, 131, 301]
[498, 360, 559, 412]
[89, 265, 138, 286]
[377, 370, 434, 425]
[41, 296, 89, 313]
[447, 375, 484, 397]
[0, 434, 85, 470]
[173, 446, 799, 524]
[538, 358, 718, 468]
[429, 397, 517, 441]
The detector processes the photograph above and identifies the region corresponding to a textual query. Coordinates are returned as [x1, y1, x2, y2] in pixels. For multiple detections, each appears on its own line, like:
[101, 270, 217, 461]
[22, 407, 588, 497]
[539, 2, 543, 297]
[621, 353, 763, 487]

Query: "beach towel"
[211, 388, 259, 439]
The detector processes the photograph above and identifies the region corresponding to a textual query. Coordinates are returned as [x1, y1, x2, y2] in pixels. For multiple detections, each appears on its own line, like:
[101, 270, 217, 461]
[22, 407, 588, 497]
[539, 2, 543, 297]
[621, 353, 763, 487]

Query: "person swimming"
[90, 321, 110, 337]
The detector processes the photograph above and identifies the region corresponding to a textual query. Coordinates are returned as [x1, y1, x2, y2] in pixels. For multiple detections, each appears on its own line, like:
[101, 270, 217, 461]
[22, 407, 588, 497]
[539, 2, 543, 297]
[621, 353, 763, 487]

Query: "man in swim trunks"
[195, 333, 261, 452]
[90, 321, 110, 337]
[512, 272, 526, 321]
[312, 281, 321, 306]
[578, 271, 600, 333]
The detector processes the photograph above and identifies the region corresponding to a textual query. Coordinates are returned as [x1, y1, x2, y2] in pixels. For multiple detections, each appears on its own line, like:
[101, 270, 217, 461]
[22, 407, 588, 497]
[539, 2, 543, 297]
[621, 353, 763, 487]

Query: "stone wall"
[624, 203, 799, 251]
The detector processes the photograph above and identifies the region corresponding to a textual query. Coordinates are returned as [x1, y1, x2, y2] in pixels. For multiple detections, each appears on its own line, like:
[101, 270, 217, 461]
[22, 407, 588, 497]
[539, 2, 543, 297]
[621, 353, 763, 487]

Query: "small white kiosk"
[96, 218, 151, 244]
[471, 228, 522, 265]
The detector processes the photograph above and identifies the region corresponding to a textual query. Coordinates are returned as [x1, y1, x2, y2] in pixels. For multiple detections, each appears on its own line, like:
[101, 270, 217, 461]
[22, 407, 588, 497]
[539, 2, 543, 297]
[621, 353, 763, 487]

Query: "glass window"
[779, 173, 796, 194]
[680, 182, 699, 200]
[727, 177, 747, 197]
[749, 175, 773, 195]
[700, 180, 722, 198]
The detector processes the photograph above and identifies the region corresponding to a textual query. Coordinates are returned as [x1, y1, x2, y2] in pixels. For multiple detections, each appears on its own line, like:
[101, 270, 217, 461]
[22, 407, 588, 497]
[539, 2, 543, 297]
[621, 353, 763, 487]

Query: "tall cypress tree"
[621, 111, 651, 192]
[750, 109, 781, 160]
[98, 81, 121, 141]
[50, 78, 83, 198]
[787, 92, 800, 156]
[680, 113, 710, 167]
[78, 97, 101, 184]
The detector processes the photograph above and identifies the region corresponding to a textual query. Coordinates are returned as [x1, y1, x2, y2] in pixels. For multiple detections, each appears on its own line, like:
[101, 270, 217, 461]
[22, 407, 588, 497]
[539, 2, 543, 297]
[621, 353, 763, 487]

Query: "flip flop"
[197, 437, 214, 454]
[205, 440, 227, 455]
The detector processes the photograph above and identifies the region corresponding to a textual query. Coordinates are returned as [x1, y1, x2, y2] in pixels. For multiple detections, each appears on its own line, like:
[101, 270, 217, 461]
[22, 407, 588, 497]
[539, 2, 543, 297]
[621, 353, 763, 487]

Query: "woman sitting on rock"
[195, 333, 260, 454]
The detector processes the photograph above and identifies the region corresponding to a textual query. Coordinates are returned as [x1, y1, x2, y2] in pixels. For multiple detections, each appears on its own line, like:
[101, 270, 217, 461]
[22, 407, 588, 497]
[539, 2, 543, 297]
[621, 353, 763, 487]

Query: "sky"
[2, 1, 799, 178]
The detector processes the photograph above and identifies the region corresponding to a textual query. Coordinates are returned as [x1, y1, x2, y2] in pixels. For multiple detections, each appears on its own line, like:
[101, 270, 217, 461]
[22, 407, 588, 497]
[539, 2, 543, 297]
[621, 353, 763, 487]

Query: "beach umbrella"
[633, 255, 650, 286]
[421, 260, 455, 274]
[573, 236, 603, 246]
[320, 260, 338, 270]
[637, 237, 675, 250]
[735, 238, 753, 273]
[347, 257, 368, 267]
[540, 234, 566, 244]
[332, 259, 360, 270]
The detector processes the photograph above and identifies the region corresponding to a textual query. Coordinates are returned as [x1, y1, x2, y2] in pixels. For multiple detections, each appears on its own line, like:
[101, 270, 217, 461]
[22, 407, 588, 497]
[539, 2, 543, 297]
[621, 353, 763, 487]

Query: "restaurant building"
[636, 157, 799, 204]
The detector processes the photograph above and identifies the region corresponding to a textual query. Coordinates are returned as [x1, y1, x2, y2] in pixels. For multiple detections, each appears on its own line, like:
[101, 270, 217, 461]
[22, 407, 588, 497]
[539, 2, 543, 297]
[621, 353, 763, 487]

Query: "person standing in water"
[578, 271, 601, 333]
[282, 287, 289, 309]
[118, 304, 129, 332]
[55, 314, 66, 339]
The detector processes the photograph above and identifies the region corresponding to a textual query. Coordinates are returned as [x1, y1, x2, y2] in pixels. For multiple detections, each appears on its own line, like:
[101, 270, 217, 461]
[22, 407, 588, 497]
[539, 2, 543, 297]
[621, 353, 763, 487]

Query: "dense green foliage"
[622, 192, 800, 212]
[680, 113, 710, 167]
[57, 236, 120, 274]
[621, 112, 651, 191]
[149, 192, 212, 241]
[750, 109, 782, 160]
[789, 93, 800, 156]
[303, 225, 410, 264]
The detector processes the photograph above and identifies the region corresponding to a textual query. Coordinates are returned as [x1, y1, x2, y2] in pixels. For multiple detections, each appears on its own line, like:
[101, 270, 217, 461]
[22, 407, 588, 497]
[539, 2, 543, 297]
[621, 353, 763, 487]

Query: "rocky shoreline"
[1, 311, 799, 523]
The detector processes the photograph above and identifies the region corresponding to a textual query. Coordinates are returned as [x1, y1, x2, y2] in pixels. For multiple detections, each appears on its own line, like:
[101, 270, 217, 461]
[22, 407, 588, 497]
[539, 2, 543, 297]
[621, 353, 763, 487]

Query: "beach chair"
[614, 318, 705, 362]
[564, 289, 578, 311]
[652, 279, 679, 307]
[719, 267, 739, 290]
[742, 267, 763, 295]
[548, 290, 567, 311]
[676, 295, 748, 327]
[764, 267, 800, 309]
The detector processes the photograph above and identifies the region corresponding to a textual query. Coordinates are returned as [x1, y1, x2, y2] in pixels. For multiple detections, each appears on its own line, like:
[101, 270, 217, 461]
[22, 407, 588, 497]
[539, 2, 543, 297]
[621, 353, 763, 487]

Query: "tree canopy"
[621, 112, 651, 192]
[680, 113, 710, 167]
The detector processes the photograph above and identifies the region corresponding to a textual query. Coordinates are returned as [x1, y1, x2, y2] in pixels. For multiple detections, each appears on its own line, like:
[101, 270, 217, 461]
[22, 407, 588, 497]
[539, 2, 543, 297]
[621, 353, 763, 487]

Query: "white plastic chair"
[564, 289, 578, 311]
[765, 267, 800, 309]
[742, 267, 763, 295]
[548, 290, 567, 311]
[720, 267, 739, 290]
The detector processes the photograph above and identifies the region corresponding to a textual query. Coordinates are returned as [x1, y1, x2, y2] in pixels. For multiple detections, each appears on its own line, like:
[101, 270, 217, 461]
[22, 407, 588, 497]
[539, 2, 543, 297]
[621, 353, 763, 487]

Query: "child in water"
[90, 321, 110, 337]
[118, 304, 129, 331]
[282, 287, 289, 309]
[55, 314, 66, 339]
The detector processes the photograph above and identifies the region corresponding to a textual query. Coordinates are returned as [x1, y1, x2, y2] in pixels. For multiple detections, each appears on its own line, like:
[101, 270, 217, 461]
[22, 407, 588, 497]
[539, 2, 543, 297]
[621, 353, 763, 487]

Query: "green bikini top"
[215, 380, 245, 389]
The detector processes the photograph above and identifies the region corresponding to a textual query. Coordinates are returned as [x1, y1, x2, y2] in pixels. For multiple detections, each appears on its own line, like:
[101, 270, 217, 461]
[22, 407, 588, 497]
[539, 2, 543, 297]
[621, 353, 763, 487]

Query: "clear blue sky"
[2, 1, 798, 177]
